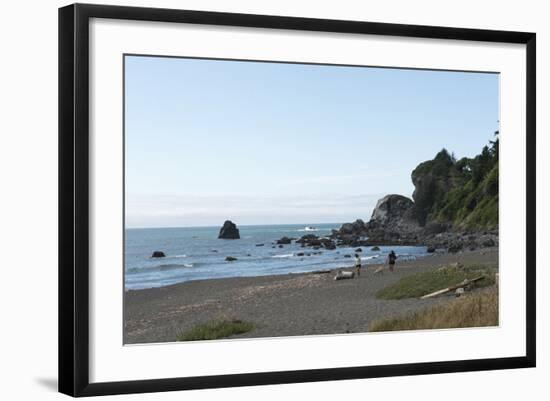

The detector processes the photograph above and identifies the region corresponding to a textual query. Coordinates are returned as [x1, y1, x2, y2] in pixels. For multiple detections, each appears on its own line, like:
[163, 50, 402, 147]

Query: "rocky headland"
[279, 138, 500, 254]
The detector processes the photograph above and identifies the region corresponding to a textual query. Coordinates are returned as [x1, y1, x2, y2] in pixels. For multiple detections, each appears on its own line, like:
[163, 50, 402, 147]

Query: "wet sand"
[124, 248, 498, 344]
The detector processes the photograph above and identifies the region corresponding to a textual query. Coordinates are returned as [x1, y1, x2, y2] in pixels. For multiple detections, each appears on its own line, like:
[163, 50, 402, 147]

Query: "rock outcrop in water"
[276, 236, 292, 245]
[291, 234, 337, 250]
[370, 195, 415, 225]
[218, 220, 240, 239]
[359, 195, 422, 245]
[330, 197, 421, 246]
[151, 251, 166, 258]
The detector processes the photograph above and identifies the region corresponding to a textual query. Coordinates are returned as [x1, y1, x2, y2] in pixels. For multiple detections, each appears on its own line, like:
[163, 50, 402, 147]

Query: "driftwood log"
[334, 270, 355, 281]
[420, 275, 485, 299]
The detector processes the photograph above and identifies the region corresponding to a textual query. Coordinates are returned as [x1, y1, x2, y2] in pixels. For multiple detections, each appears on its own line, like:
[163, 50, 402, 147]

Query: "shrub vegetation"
[375, 264, 496, 300]
[369, 287, 498, 332]
[177, 319, 254, 341]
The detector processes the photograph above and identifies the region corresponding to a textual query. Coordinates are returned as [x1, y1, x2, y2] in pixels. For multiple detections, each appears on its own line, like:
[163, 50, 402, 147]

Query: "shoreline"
[125, 248, 498, 344]
[125, 247, 495, 293]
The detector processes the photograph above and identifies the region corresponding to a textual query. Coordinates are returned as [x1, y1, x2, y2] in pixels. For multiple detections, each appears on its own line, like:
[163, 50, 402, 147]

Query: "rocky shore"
[273, 193, 498, 254]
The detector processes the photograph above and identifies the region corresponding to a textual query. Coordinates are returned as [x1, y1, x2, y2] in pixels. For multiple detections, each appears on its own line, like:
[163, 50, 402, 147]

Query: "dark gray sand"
[124, 248, 498, 344]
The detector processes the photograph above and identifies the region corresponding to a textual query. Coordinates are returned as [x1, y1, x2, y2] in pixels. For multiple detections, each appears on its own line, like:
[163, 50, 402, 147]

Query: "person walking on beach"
[388, 250, 397, 272]
[354, 254, 362, 277]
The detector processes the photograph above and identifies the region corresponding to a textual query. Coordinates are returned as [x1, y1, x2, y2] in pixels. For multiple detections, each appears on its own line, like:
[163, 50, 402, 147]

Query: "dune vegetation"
[177, 319, 254, 341]
[375, 263, 497, 300]
[369, 287, 498, 332]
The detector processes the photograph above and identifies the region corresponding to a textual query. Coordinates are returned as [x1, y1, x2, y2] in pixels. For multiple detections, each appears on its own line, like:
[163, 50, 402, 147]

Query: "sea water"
[125, 223, 429, 290]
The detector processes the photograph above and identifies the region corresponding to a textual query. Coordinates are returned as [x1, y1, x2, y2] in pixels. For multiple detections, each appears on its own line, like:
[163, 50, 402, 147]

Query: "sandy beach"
[124, 248, 498, 344]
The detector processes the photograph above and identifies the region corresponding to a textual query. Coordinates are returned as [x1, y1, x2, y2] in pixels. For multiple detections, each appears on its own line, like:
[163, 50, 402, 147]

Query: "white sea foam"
[141, 262, 195, 272]
[271, 253, 294, 258]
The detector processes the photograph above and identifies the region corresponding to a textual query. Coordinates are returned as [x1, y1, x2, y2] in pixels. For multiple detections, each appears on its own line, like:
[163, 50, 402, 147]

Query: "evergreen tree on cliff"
[411, 132, 499, 230]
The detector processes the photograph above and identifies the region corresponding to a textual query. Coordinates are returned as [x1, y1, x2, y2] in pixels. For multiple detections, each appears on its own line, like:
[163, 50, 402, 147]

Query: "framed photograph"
[59, 3, 536, 397]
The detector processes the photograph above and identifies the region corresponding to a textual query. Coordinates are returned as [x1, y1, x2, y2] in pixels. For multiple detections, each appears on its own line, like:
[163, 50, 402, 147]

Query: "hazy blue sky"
[125, 55, 498, 228]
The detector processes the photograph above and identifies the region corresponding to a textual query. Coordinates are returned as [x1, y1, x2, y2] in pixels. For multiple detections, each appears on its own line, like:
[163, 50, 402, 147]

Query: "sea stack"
[218, 220, 240, 239]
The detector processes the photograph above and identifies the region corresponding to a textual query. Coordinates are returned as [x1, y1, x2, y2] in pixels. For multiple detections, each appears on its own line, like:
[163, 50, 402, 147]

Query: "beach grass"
[369, 287, 498, 332]
[177, 319, 254, 341]
[375, 263, 496, 300]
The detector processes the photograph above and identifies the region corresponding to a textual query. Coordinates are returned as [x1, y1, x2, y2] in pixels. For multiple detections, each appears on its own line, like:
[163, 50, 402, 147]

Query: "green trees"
[411, 133, 499, 230]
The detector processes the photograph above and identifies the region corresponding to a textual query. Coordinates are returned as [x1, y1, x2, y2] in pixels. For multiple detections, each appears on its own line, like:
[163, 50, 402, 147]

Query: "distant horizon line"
[125, 222, 345, 230]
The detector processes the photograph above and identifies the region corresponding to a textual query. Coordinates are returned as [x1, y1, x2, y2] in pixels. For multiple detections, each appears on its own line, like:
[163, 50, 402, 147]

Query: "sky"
[124, 55, 499, 228]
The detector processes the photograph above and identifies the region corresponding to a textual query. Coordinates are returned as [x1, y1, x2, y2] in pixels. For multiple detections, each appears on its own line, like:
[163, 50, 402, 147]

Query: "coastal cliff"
[331, 135, 499, 251]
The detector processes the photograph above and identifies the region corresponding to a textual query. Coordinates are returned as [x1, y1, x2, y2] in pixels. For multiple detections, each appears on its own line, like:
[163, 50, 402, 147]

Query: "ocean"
[125, 223, 429, 290]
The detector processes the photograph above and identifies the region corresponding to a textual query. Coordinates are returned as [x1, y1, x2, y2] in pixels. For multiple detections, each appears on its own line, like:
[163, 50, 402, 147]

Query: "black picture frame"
[59, 3, 536, 397]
